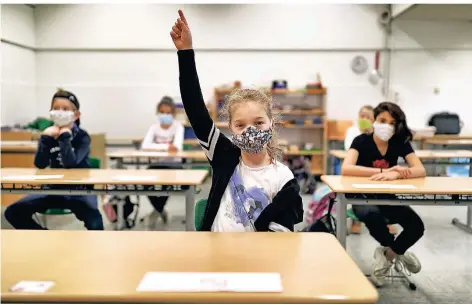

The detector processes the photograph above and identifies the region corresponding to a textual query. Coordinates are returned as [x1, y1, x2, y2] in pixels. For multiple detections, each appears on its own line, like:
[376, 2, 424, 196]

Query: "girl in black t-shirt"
[342, 102, 426, 287]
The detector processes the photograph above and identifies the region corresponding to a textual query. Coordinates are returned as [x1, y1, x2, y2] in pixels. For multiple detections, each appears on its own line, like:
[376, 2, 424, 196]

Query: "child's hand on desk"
[369, 171, 401, 181]
[170, 10, 193, 50]
[168, 144, 178, 153]
[42, 126, 60, 137]
[386, 165, 412, 179]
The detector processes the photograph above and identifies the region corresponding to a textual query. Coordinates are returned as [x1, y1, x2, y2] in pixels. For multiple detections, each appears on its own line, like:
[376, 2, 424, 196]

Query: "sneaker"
[371, 247, 393, 287]
[395, 251, 421, 274]
[160, 210, 169, 225]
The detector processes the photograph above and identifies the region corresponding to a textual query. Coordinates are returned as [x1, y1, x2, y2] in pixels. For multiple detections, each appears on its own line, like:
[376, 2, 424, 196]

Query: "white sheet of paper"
[10, 281, 55, 293]
[1, 175, 64, 181]
[352, 184, 417, 190]
[112, 175, 157, 182]
[136, 272, 283, 293]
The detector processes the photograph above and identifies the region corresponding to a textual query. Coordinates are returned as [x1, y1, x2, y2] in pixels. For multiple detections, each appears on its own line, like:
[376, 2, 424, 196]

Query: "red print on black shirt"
[373, 159, 390, 169]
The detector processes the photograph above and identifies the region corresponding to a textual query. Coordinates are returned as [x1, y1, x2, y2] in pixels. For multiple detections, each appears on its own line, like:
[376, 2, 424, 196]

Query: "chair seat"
[41, 208, 73, 215]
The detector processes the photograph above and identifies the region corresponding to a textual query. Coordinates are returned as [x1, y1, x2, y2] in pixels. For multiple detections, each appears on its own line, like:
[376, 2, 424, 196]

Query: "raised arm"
[171, 10, 232, 162]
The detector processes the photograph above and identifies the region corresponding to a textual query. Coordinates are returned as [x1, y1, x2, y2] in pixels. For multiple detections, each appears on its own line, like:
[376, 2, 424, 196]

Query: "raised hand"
[170, 10, 193, 50]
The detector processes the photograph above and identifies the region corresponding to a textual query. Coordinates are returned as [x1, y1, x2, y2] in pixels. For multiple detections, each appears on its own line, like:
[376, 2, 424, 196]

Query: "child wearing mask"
[5, 89, 104, 230]
[141, 96, 184, 224]
[342, 101, 426, 287]
[171, 10, 303, 232]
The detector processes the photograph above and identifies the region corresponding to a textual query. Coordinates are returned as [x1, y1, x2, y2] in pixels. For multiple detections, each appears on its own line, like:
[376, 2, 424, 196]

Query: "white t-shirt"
[211, 160, 294, 232]
[142, 121, 184, 151]
[344, 125, 361, 150]
[141, 121, 184, 163]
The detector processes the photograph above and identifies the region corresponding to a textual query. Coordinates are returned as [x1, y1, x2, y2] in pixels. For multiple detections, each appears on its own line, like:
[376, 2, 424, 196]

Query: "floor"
[2, 181, 472, 303]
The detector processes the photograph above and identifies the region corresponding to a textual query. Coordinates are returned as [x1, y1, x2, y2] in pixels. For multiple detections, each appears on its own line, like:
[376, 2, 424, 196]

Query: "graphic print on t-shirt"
[372, 159, 390, 169]
[228, 168, 271, 228]
[154, 134, 173, 144]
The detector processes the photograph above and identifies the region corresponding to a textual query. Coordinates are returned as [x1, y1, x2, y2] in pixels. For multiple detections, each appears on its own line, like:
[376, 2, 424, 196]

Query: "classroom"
[1, 2, 471, 304]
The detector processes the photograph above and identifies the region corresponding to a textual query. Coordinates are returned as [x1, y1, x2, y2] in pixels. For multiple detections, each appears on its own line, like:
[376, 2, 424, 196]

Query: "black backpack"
[428, 112, 463, 135]
[299, 197, 336, 234]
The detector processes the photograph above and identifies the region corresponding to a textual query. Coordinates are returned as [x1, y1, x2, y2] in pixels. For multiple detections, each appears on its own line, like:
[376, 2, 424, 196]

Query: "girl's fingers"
[172, 25, 182, 36]
[178, 9, 189, 26]
[170, 31, 179, 40]
[178, 18, 190, 32]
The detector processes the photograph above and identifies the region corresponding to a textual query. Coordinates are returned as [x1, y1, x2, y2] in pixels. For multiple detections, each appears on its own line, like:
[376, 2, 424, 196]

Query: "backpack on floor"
[300, 185, 337, 234]
[103, 196, 140, 229]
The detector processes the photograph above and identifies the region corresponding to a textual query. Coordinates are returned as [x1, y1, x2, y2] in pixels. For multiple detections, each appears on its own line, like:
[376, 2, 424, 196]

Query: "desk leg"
[451, 159, 472, 234]
[117, 201, 125, 230]
[336, 194, 348, 248]
[116, 157, 124, 169]
[185, 186, 196, 231]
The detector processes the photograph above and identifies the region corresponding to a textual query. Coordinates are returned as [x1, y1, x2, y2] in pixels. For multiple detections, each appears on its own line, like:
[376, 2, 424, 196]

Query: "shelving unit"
[211, 84, 328, 175]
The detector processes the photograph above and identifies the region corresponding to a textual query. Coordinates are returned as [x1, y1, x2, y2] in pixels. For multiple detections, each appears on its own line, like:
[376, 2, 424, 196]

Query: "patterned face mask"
[232, 125, 272, 154]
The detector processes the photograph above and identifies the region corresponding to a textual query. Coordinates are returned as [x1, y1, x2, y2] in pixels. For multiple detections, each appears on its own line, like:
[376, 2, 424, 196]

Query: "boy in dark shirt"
[5, 89, 104, 230]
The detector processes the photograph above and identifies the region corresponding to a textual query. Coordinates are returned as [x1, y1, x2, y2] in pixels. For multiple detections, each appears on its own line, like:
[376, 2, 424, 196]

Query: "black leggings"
[147, 164, 182, 213]
[353, 205, 425, 255]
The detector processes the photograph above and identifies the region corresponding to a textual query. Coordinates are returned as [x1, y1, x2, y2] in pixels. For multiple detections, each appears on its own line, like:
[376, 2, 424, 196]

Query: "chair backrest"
[194, 198, 207, 231]
[89, 157, 101, 169]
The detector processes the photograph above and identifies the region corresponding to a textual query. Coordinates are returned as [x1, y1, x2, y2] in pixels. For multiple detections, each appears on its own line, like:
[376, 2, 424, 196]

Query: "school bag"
[300, 185, 337, 234]
[428, 112, 463, 135]
[103, 196, 140, 229]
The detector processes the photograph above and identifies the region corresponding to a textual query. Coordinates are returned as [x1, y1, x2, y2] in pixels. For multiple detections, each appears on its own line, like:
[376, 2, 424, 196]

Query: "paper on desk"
[136, 272, 283, 293]
[112, 175, 157, 182]
[1, 175, 64, 181]
[10, 281, 55, 293]
[352, 184, 417, 189]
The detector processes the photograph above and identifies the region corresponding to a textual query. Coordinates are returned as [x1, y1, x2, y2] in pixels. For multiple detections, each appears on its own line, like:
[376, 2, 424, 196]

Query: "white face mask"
[50, 110, 75, 127]
[373, 122, 395, 142]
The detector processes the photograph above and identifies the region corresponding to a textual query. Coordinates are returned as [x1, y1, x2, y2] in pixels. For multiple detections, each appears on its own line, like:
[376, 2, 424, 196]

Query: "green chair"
[36, 157, 101, 228]
[194, 199, 208, 231]
[347, 208, 360, 222]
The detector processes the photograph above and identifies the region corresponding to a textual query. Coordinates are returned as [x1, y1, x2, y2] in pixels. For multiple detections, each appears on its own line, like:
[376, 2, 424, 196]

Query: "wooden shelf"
[285, 151, 324, 156]
[215, 88, 327, 96]
[280, 109, 324, 115]
[271, 88, 326, 95]
[311, 168, 324, 175]
[282, 124, 324, 129]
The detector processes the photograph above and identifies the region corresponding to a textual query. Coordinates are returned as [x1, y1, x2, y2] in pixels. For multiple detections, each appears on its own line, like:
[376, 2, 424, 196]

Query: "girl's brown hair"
[220, 88, 283, 164]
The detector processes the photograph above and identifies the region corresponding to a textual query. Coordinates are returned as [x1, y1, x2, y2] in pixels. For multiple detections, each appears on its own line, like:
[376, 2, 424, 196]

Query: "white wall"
[1, 4, 36, 127]
[34, 4, 388, 138]
[390, 19, 472, 132]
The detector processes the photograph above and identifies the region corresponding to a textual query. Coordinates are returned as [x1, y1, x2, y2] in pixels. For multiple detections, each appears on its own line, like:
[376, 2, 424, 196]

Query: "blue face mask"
[158, 113, 173, 125]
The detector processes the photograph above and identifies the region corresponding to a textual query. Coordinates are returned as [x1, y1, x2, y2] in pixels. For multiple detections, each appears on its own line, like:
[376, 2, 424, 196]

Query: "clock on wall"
[351, 55, 368, 74]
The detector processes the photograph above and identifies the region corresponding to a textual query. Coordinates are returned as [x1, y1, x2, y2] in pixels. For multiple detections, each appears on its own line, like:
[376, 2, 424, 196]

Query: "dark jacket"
[178, 49, 304, 231]
[34, 124, 91, 169]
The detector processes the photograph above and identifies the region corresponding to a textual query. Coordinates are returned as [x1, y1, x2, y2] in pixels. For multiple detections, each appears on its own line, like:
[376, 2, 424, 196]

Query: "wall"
[1, 4, 36, 126]
[389, 19, 472, 132]
[34, 4, 388, 138]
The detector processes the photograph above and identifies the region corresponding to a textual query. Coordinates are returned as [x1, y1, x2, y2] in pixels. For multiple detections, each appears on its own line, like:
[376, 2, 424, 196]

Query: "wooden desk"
[321, 175, 472, 247]
[329, 149, 472, 176]
[0, 141, 38, 206]
[425, 139, 472, 146]
[1, 168, 208, 230]
[1, 231, 378, 304]
[414, 134, 472, 149]
[107, 149, 209, 168]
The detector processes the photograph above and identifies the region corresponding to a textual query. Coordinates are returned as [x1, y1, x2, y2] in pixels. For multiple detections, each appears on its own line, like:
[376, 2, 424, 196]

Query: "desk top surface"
[0, 141, 38, 152]
[414, 134, 472, 141]
[1, 230, 378, 303]
[321, 175, 472, 195]
[107, 149, 207, 160]
[425, 139, 472, 146]
[0, 168, 208, 185]
[329, 149, 472, 160]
